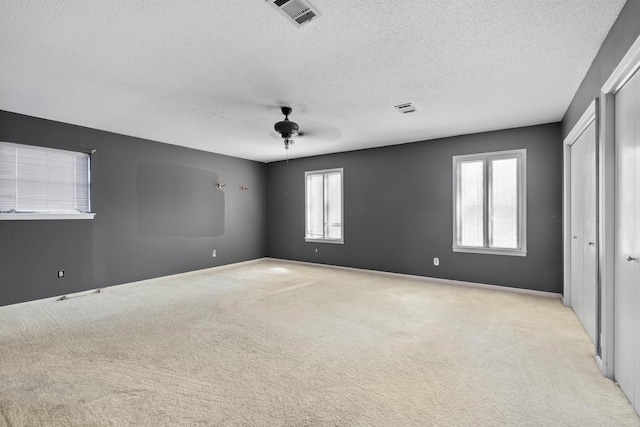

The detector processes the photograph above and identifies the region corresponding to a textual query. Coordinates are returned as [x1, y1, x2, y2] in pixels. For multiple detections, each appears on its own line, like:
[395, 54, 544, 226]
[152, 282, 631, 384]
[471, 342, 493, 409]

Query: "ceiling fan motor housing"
[274, 106, 299, 139]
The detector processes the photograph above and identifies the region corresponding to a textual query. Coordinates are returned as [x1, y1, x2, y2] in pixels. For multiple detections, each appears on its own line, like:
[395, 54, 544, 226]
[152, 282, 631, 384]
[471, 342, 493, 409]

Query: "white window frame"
[0, 141, 95, 220]
[305, 168, 344, 244]
[452, 149, 526, 256]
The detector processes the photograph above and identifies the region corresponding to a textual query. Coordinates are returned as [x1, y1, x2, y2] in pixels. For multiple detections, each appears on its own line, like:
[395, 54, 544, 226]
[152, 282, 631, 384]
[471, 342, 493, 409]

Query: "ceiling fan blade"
[295, 120, 342, 141]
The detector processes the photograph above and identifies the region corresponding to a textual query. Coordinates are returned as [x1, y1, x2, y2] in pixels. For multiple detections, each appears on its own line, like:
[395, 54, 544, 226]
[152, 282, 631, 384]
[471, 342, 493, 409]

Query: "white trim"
[597, 32, 640, 380]
[562, 100, 597, 307]
[452, 246, 526, 256]
[562, 100, 599, 360]
[0, 258, 266, 311]
[1, 255, 563, 312]
[269, 258, 562, 300]
[0, 213, 95, 220]
[452, 149, 527, 256]
[304, 238, 344, 245]
[304, 167, 344, 244]
[602, 34, 640, 94]
[0, 141, 92, 214]
[598, 92, 616, 379]
[563, 141, 572, 307]
[563, 100, 596, 146]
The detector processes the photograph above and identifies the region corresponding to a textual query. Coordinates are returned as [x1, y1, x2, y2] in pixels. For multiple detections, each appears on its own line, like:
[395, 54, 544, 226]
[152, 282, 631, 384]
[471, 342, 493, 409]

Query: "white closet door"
[570, 121, 597, 343]
[614, 67, 640, 410]
[582, 122, 598, 343]
[636, 80, 640, 412]
[571, 132, 585, 331]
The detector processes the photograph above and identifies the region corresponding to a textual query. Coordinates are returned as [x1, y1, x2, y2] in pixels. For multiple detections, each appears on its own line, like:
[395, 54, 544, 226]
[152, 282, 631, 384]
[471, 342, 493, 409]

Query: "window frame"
[304, 167, 344, 244]
[452, 149, 526, 256]
[0, 141, 95, 221]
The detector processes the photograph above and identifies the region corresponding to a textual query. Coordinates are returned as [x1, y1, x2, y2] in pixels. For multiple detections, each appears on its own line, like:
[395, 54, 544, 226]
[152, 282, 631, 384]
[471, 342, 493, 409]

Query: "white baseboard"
[267, 258, 563, 300]
[2, 256, 562, 311]
[596, 355, 604, 372]
[0, 258, 267, 311]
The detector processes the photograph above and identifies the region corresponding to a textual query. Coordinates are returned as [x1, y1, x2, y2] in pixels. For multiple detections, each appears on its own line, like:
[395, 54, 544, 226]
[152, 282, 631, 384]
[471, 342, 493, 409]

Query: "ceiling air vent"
[394, 103, 416, 114]
[269, 0, 321, 27]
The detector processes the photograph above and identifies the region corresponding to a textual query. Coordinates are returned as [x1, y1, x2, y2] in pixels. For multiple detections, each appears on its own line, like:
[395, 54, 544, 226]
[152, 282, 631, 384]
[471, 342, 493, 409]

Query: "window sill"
[305, 238, 344, 244]
[0, 213, 96, 220]
[452, 246, 526, 257]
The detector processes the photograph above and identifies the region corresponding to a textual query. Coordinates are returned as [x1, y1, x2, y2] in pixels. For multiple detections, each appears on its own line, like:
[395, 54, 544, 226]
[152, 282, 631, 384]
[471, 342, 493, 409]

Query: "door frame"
[563, 100, 598, 353]
[598, 33, 640, 379]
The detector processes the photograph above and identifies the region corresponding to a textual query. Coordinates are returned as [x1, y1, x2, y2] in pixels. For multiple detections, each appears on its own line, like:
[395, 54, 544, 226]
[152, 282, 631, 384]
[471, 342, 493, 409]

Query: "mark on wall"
[136, 163, 224, 237]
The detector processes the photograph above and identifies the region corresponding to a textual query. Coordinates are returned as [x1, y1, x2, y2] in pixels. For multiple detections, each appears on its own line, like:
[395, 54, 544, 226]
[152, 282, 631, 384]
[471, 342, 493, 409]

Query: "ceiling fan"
[271, 105, 342, 160]
[273, 106, 300, 152]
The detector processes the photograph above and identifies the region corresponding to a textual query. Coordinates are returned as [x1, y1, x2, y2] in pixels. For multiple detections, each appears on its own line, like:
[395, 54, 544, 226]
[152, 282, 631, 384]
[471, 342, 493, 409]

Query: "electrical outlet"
[212, 250, 217, 258]
[433, 257, 439, 266]
[58, 270, 64, 278]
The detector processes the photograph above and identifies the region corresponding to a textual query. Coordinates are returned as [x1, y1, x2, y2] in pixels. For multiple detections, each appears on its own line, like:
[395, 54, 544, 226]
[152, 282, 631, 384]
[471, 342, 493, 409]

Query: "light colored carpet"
[0, 259, 638, 426]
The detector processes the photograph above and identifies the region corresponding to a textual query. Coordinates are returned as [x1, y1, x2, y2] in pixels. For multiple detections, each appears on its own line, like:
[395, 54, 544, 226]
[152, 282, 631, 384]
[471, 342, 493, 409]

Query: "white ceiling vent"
[394, 103, 416, 114]
[269, 0, 321, 27]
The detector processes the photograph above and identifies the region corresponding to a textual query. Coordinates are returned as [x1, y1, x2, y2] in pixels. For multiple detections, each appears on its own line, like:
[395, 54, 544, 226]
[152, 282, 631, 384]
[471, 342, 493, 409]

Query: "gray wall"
[267, 123, 563, 293]
[0, 110, 267, 306]
[562, 0, 640, 136]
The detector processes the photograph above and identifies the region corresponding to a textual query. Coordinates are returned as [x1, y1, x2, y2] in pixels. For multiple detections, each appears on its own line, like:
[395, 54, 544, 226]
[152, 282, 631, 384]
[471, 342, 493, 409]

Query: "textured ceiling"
[0, 0, 626, 162]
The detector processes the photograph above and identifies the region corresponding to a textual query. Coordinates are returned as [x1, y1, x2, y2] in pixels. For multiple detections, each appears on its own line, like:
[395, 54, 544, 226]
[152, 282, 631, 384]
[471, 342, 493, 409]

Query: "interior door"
[570, 120, 597, 343]
[571, 133, 585, 330]
[614, 67, 640, 410]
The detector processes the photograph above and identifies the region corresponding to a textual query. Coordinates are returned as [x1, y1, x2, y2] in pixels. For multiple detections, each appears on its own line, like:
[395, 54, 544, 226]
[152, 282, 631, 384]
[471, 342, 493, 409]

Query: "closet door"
[614, 67, 640, 410]
[570, 134, 585, 331]
[570, 120, 597, 343]
[582, 122, 597, 344]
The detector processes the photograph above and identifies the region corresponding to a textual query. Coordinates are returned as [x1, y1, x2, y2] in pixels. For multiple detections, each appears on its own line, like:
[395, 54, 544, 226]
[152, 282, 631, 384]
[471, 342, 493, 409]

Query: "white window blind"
[453, 149, 526, 256]
[0, 141, 93, 218]
[489, 158, 519, 249]
[458, 160, 484, 247]
[305, 168, 343, 243]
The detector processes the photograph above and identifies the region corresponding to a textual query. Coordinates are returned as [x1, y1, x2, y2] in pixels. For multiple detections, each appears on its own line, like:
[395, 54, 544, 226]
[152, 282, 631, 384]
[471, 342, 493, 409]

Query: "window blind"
[0, 141, 91, 214]
[458, 160, 485, 247]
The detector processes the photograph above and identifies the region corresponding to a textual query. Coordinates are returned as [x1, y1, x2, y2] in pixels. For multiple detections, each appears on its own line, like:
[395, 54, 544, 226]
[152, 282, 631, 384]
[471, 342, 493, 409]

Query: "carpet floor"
[0, 259, 638, 426]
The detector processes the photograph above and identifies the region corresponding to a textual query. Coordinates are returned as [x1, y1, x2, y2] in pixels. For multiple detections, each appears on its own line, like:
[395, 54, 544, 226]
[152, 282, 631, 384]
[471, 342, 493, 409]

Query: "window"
[0, 141, 94, 220]
[305, 168, 343, 243]
[453, 149, 526, 256]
